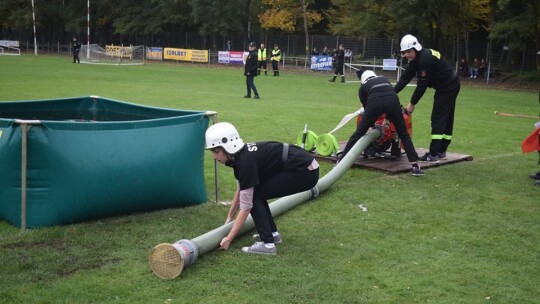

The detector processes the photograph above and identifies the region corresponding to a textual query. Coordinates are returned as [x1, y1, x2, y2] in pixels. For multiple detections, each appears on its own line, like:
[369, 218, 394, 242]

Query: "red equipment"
[355, 109, 413, 159]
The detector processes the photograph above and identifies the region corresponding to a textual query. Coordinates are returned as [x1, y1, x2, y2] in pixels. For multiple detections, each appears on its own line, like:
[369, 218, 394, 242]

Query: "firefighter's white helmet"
[400, 34, 422, 52]
[205, 122, 245, 154]
[361, 70, 377, 84]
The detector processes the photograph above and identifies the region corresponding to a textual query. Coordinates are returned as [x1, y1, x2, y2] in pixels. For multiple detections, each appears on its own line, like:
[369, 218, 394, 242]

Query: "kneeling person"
[206, 122, 320, 255]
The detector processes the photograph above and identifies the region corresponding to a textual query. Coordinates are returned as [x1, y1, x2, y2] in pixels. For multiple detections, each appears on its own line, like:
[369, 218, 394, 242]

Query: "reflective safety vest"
[258, 48, 267, 61]
[271, 49, 281, 61]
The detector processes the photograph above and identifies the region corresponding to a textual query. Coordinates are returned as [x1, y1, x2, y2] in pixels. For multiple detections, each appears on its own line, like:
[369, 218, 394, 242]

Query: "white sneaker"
[241, 242, 277, 255]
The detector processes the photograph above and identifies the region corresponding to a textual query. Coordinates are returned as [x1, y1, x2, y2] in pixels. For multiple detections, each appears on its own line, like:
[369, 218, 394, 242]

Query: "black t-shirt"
[233, 141, 314, 190]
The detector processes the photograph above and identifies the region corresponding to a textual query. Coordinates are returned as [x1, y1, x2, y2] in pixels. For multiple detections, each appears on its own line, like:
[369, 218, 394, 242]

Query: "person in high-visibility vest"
[271, 44, 281, 77]
[257, 43, 267, 76]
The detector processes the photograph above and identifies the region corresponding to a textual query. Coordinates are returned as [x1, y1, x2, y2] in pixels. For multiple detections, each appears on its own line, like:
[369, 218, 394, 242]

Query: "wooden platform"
[314, 142, 473, 174]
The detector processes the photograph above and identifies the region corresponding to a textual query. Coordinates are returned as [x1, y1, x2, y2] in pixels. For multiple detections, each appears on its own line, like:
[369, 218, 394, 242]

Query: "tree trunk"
[301, 0, 309, 68]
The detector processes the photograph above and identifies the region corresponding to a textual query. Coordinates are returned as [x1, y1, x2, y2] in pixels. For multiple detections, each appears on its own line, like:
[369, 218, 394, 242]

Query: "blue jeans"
[246, 75, 259, 97]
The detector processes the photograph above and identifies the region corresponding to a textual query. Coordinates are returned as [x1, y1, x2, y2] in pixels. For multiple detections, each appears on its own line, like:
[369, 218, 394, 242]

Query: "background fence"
[12, 32, 538, 74]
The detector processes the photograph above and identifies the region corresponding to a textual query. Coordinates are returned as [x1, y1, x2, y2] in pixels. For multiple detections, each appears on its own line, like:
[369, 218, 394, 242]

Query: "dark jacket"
[244, 50, 258, 76]
[72, 41, 81, 53]
[394, 48, 458, 105]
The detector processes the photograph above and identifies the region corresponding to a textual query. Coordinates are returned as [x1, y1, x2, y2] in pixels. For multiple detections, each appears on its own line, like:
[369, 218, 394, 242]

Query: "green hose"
[296, 130, 318, 152]
[316, 133, 339, 156]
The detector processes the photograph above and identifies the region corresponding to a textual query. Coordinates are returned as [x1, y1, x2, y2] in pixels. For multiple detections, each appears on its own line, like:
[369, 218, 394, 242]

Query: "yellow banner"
[164, 48, 208, 63]
[105, 45, 133, 59]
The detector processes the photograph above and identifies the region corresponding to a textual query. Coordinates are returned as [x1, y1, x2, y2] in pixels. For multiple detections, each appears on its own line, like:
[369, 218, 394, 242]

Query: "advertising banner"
[146, 47, 163, 60]
[310, 55, 333, 71]
[383, 58, 398, 71]
[218, 51, 245, 65]
[164, 48, 209, 63]
[106, 45, 133, 59]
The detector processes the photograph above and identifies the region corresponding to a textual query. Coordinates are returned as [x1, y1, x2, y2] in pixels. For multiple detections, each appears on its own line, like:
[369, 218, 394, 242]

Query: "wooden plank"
[313, 142, 473, 174]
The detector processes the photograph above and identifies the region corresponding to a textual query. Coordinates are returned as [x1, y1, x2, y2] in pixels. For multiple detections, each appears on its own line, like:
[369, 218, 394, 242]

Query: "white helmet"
[400, 34, 422, 52]
[361, 70, 377, 84]
[205, 122, 245, 154]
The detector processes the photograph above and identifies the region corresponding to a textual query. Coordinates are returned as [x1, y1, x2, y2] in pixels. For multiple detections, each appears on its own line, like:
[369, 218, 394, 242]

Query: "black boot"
[265, 70, 267, 76]
[329, 76, 336, 82]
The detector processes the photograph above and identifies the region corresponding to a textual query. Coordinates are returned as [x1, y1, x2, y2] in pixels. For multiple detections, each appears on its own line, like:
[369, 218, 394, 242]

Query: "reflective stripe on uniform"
[431, 134, 452, 140]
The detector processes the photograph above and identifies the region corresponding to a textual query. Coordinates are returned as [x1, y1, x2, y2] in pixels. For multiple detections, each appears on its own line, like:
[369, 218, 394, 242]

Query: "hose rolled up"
[316, 133, 339, 156]
[296, 130, 318, 152]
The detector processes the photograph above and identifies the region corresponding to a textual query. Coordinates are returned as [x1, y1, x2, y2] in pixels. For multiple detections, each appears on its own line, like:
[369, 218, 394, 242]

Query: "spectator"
[458, 58, 469, 78]
[344, 48, 353, 63]
[322, 46, 329, 56]
[469, 57, 479, 79]
[225, 40, 232, 51]
[478, 58, 487, 78]
[311, 47, 319, 55]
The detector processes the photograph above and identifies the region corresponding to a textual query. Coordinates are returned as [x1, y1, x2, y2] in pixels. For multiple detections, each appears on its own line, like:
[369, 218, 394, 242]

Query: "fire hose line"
[315, 133, 339, 156]
[296, 130, 318, 152]
[149, 130, 381, 280]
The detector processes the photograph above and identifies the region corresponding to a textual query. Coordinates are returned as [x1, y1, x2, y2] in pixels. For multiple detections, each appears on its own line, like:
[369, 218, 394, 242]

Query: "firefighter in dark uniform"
[244, 42, 260, 99]
[72, 36, 81, 63]
[257, 43, 268, 76]
[339, 70, 424, 176]
[205, 122, 320, 255]
[395, 34, 460, 162]
[271, 44, 281, 77]
[329, 44, 345, 82]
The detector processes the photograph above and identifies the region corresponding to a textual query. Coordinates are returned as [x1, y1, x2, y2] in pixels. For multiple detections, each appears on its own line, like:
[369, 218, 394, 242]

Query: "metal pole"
[87, 0, 90, 59]
[21, 124, 28, 230]
[205, 111, 219, 203]
[31, 0, 37, 55]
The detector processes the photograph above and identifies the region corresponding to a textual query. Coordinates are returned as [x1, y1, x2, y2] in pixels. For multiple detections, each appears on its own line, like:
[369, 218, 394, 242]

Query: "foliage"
[327, 0, 396, 38]
[189, 0, 245, 37]
[0, 0, 32, 33]
[0, 55, 539, 303]
[258, 0, 323, 32]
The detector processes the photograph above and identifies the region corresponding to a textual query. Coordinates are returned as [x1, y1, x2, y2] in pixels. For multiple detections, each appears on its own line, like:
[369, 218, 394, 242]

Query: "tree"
[259, 0, 323, 64]
[327, 0, 396, 38]
[490, 0, 540, 70]
[189, 0, 247, 49]
[0, 0, 33, 40]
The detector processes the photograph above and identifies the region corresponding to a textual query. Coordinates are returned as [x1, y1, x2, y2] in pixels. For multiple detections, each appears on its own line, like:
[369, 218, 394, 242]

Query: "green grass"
[0, 55, 539, 303]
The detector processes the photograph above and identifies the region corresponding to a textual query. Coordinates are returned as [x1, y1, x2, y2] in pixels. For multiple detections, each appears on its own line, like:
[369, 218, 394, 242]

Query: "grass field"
[0, 55, 539, 304]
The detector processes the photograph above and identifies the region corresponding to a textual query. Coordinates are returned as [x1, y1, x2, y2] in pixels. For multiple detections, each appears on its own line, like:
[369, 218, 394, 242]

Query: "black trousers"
[272, 60, 279, 71]
[341, 96, 419, 162]
[334, 63, 344, 76]
[430, 78, 460, 155]
[251, 168, 319, 244]
[257, 60, 267, 72]
[73, 51, 80, 63]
